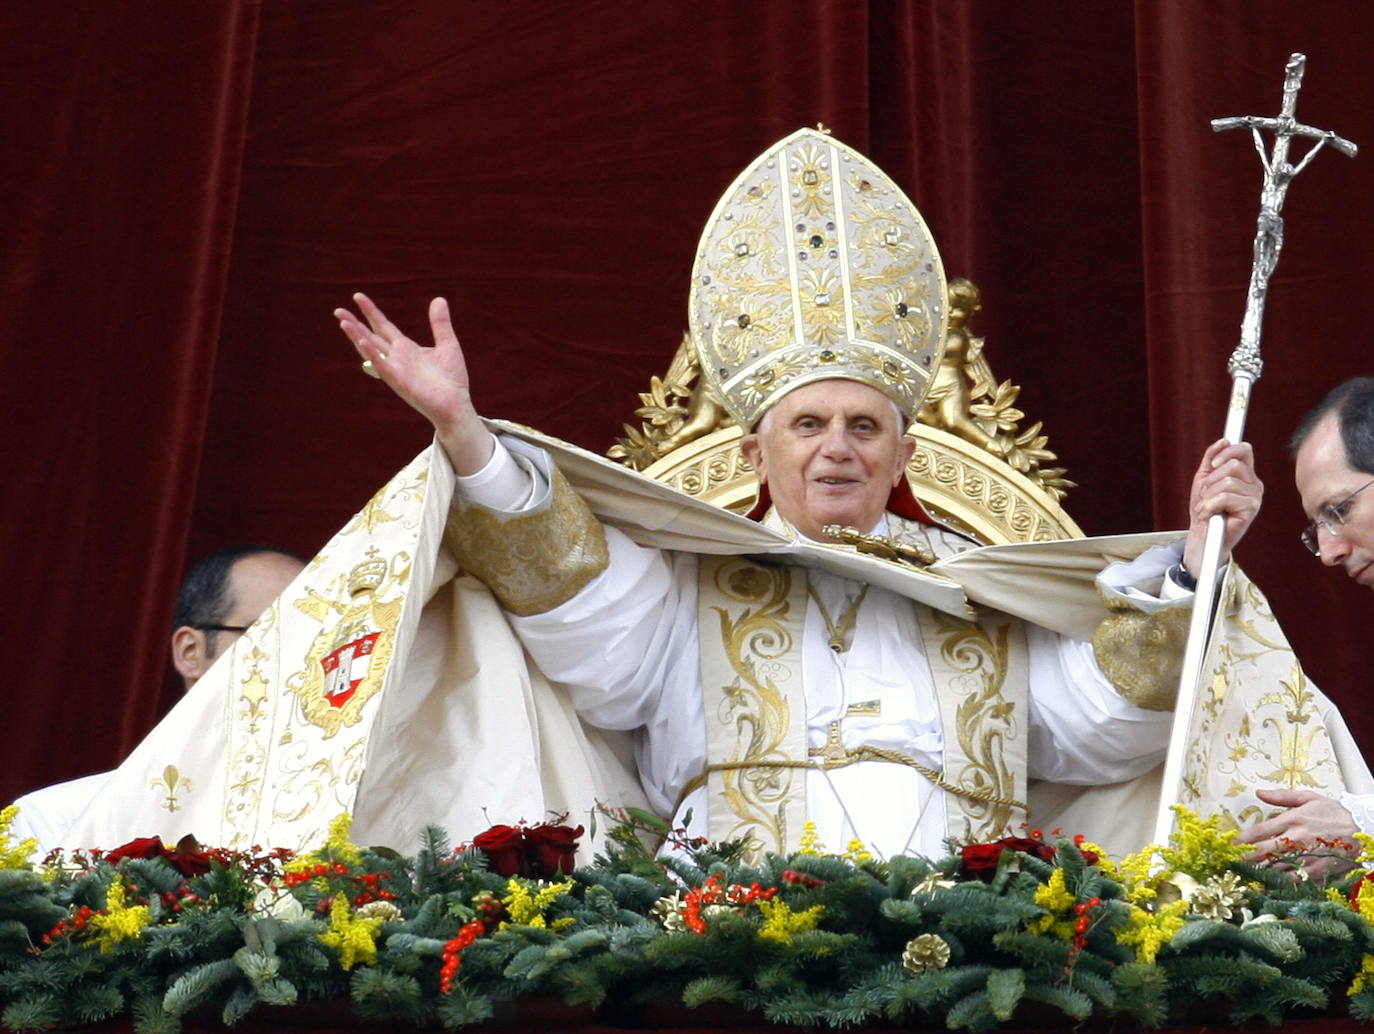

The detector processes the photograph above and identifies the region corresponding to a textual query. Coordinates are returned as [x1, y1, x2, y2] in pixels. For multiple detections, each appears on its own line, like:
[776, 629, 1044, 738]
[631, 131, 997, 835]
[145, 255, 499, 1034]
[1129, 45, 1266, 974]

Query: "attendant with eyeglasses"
[1238, 378, 1374, 871]
[7, 546, 304, 859]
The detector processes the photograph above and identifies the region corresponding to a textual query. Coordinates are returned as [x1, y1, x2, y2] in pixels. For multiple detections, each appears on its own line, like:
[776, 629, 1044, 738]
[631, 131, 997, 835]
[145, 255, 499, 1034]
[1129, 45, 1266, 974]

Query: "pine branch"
[878, 898, 924, 927]
[1240, 920, 1304, 962]
[161, 957, 241, 1017]
[1111, 961, 1169, 1028]
[945, 988, 996, 1032]
[985, 967, 1024, 1020]
[1061, 966, 1115, 1008]
[220, 985, 258, 1027]
[2, 993, 63, 1032]
[411, 825, 455, 897]
[759, 988, 833, 1027]
[1351, 986, 1374, 1022]
[72, 984, 125, 1023]
[432, 985, 495, 1029]
[1022, 982, 1094, 1020]
[681, 974, 742, 1007]
[349, 967, 427, 1023]
[130, 991, 179, 1034]
[254, 977, 297, 1007]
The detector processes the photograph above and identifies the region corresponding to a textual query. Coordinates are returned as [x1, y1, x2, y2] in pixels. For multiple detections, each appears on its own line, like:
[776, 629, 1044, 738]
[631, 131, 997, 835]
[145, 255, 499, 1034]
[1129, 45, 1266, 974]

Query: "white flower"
[254, 885, 307, 921]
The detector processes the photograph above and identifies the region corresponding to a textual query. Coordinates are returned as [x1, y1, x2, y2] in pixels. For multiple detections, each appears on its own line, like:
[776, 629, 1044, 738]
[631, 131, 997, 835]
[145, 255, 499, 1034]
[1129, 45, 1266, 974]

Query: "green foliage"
[129, 992, 179, 1034]
[1024, 982, 1093, 1019]
[349, 966, 426, 1023]
[1241, 919, 1304, 962]
[2, 992, 62, 1032]
[162, 958, 241, 1017]
[984, 967, 1024, 1020]
[1352, 985, 1374, 1021]
[1111, 961, 1169, 1028]
[681, 974, 742, 1007]
[3, 818, 1374, 1031]
[432, 985, 494, 1029]
[220, 984, 259, 1026]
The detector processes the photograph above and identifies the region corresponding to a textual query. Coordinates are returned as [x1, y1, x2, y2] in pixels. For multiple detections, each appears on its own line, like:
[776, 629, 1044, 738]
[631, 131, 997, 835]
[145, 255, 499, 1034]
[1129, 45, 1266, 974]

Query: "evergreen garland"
[0, 805, 1369, 1030]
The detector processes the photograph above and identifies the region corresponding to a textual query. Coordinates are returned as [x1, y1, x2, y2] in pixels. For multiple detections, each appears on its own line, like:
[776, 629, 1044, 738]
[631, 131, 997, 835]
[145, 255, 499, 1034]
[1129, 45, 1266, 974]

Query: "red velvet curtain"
[3, 1, 1372, 807]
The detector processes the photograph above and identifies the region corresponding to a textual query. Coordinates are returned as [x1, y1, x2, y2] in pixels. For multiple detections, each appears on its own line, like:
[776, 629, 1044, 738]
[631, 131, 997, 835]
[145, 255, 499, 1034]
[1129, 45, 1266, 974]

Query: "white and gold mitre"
[689, 127, 947, 429]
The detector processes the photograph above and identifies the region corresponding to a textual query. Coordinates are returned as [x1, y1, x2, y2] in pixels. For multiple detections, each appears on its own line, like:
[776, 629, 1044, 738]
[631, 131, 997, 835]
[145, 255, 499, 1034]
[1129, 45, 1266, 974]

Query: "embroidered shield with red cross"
[320, 632, 380, 708]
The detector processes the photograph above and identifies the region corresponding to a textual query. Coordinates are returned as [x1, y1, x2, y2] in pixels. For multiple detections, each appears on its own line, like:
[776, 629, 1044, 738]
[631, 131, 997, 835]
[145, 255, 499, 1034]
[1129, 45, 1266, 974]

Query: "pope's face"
[1295, 414, 1374, 587]
[741, 380, 914, 542]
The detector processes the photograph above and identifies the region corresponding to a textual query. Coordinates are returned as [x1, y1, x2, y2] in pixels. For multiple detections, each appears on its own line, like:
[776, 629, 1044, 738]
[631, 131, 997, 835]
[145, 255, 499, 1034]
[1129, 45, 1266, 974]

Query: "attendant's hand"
[1238, 788, 1358, 878]
[335, 294, 493, 475]
[1182, 439, 1263, 578]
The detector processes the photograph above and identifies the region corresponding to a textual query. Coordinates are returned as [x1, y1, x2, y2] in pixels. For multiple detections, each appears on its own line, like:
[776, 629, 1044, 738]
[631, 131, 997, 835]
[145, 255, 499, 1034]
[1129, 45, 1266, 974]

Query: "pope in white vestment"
[53, 127, 1374, 868]
[442, 433, 1190, 861]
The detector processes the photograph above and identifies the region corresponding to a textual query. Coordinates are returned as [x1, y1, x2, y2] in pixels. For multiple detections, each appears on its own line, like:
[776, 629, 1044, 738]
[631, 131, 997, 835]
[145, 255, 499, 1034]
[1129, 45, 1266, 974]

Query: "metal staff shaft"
[1151, 54, 1356, 850]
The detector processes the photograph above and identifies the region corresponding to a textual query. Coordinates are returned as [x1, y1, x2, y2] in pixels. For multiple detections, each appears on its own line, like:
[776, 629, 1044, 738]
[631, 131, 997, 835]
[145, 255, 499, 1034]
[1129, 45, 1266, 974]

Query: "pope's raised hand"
[335, 293, 494, 475]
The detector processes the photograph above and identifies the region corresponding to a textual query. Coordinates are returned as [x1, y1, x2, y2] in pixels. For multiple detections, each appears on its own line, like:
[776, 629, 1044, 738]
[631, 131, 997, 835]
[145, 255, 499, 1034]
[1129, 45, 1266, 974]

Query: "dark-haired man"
[167, 546, 307, 688]
[8, 546, 304, 856]
[1238, 378, 1374, 866]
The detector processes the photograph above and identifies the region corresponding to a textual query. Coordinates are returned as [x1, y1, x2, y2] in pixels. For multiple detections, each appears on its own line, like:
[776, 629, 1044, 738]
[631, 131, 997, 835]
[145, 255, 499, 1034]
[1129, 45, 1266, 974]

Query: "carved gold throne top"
[608, 277, 1082, 546]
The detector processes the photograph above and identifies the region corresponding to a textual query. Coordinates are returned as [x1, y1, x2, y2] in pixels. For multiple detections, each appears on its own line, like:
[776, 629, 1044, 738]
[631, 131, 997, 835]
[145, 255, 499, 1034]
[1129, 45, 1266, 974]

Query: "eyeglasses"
[193, 624, 251, 634]
[1300, 478, 1374, 556]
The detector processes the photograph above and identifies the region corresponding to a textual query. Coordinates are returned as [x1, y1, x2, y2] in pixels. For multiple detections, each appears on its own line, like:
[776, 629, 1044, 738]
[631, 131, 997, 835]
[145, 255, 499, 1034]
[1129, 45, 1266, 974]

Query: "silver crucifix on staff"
[1151, 53, 1358, 850]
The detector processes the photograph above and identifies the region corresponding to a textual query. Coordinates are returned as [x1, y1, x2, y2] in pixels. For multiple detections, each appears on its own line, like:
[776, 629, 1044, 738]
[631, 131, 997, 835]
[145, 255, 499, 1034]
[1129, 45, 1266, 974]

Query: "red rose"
[473, 825, 527, 876]
[994, 836, 1056, 863]
[525, 823, 583, 879]
[960, 842, 1005, 879]
[167, 849, 213, 876]
[105, 836, 168, 865]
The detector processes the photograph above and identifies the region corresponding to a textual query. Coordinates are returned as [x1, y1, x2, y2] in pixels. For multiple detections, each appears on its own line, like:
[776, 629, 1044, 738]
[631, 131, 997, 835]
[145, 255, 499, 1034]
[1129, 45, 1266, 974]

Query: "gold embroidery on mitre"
[1091, 591, 1190, 712]
[443, 467, 609, 616]
[690, 128, 946, 429]
[286, 549, 403, 738]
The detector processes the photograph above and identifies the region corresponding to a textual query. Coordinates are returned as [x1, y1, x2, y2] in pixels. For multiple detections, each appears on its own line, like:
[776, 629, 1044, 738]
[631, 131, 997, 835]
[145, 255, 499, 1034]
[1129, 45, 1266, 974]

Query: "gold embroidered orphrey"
[695, 555, 1029, 860]
[287, 547, 404, 738]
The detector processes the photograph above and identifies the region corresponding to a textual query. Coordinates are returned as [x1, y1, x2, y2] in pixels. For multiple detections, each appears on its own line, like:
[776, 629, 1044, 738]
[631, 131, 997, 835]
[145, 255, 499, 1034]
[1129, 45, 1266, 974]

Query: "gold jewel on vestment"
[820, 524, 937, 567]
[689, 127, 948, 429]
